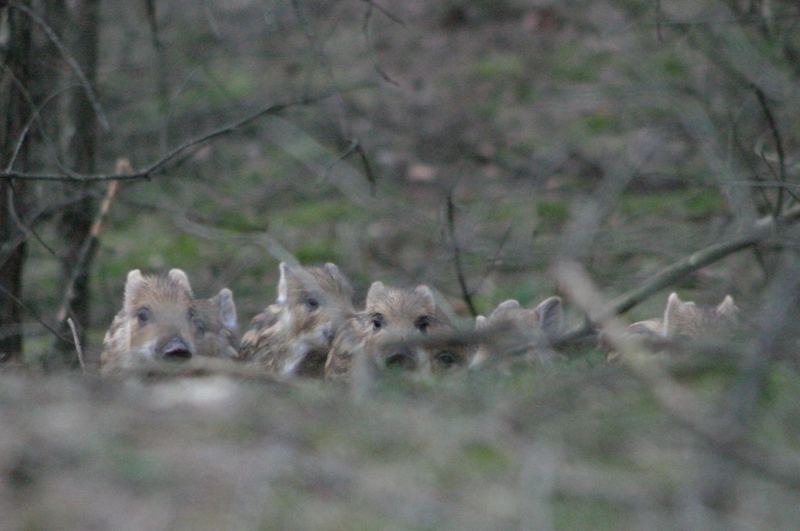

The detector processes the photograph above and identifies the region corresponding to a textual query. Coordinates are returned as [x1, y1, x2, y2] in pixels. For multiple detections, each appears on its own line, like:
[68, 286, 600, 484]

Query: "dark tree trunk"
[0, 4, 33, 364]
[52, 0, 101, 367]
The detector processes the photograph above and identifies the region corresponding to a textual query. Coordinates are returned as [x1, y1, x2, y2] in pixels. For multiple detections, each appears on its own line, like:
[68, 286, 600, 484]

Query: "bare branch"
[145, 0, 171, 154]
[0, 86, 370, 182]
[753, 85, 788, 214]
[556, 204, 800, 345]
[66, 318, 86, 373]
[0, 283, 75, 350]
[556, 261, 800, 492]
[55, 170, 122, 325]
[359, 0, 406, 28]
[9, 1, 110, 131]
[446, 192, 478, 317]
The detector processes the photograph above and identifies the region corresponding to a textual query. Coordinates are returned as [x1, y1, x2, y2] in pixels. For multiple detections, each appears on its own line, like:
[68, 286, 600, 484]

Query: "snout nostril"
[385, 352, 417, 371]
[160, 338, 192, 362]
[163, 348, 192, 361]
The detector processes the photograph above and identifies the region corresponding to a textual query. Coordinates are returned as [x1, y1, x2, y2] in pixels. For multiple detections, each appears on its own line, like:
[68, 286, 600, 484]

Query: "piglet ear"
[414, 285, 436, 312]
[535, 296, 563, 338]
[490, 299, 520, 320]
[168, 268, 193, 296]
[124, 269, 145, 311]
[276, 262, 293, 304]
[663, 292, 686, 337]
[716, 295, 738, 318]
[215, 288, 238, 330]
[366, 281, 388, 307]
[324, 262, 353, 295]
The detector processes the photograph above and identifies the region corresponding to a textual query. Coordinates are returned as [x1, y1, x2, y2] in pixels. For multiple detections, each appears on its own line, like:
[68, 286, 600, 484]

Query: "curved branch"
[556, 204, 800, 345]
[0, 86, 369, 183]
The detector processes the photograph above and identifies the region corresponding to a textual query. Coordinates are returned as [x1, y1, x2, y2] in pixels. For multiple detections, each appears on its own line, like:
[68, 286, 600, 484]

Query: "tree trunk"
[52, 0, 101, 368]
[0, 3, 33, 364]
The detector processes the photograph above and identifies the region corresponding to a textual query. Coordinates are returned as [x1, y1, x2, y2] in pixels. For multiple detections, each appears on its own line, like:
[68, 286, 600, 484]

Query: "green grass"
[537, 200, 570, 226]
[294, 239, 338, 263]
[275, 199, 363, 228]
[620, 188, 723, 219]
[473, 52, 525, 81]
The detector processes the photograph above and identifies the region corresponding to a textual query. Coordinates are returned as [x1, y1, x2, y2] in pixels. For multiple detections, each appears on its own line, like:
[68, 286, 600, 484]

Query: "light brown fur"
[470, 297, 564, 369]
[325, 282, 466, 380]
[629, 292, 739, 340]
[239, 262, 355, 378]
[101, 269, 239, 375]
[608, 292, 740, 361]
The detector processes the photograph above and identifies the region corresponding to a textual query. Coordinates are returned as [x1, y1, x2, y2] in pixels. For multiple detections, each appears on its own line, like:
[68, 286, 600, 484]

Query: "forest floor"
[2, 360, 800, 530]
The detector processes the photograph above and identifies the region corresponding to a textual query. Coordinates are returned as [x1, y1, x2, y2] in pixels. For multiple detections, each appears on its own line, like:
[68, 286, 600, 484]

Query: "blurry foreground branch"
[556, 204, 800, 346]
[556, 261, 800, 491]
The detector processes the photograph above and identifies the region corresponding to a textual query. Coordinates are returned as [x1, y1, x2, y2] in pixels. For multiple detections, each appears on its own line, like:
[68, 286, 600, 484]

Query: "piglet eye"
[435, 351, 457, 369]
[371, 314, 384, 330]
[416, 315, 431, 333]
[187, 308, 206, 334]
[306, 297, 320, 310]
[136, 307, 150, 325]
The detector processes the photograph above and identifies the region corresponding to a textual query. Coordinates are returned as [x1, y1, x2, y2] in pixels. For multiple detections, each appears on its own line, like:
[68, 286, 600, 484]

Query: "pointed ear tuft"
[168, 268, 193, 295]
[324, 262, 340, 277]
[490, 299, 520, 320]
[216, 288, 238, 330]
[277, 262, 291, 304]
[716, 295, 738, 317]
[325, 262, 353, 294]
[124, 269, 145, 310]
[535, 296, 563, 337]
[414, 285, 436, 311]
[663, 292, 685, 337]
[366, 281, 388, 306]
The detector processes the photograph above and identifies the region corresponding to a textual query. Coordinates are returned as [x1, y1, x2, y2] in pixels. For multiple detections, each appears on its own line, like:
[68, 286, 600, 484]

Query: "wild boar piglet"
[239, 262, 355, 378]
[607, 292, 740, 361]
[471, 296, 563, 369]
[325, 282, 467, 380]
[627, 292, 739, 341]
[101, 268, 238, 375]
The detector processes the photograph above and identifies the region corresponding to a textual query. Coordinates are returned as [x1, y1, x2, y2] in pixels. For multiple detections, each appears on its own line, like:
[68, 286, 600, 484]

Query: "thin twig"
[0, 284, 74, 348]
[9, 1, 110, 131]
[55, 169, 122, 324]
[66, 318, 86, 373]
[0, 86, 370, 182]
[146, 0, 171, 154]
[359, 0, 406, 27]
[753, 85, 788, 214]
[446, 192, 478, 317]
[472, 224, 512, 296]
[353, 142, 378, 196]
[655, 0, 664, 42]
[321, 139, 378, 195]
[0, 64, 77, 175]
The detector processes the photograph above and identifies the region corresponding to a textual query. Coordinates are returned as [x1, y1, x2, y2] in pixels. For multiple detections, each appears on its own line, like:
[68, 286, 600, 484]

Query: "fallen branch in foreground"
[555, 204, 800, 346]
[556, 261, 800, 492]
